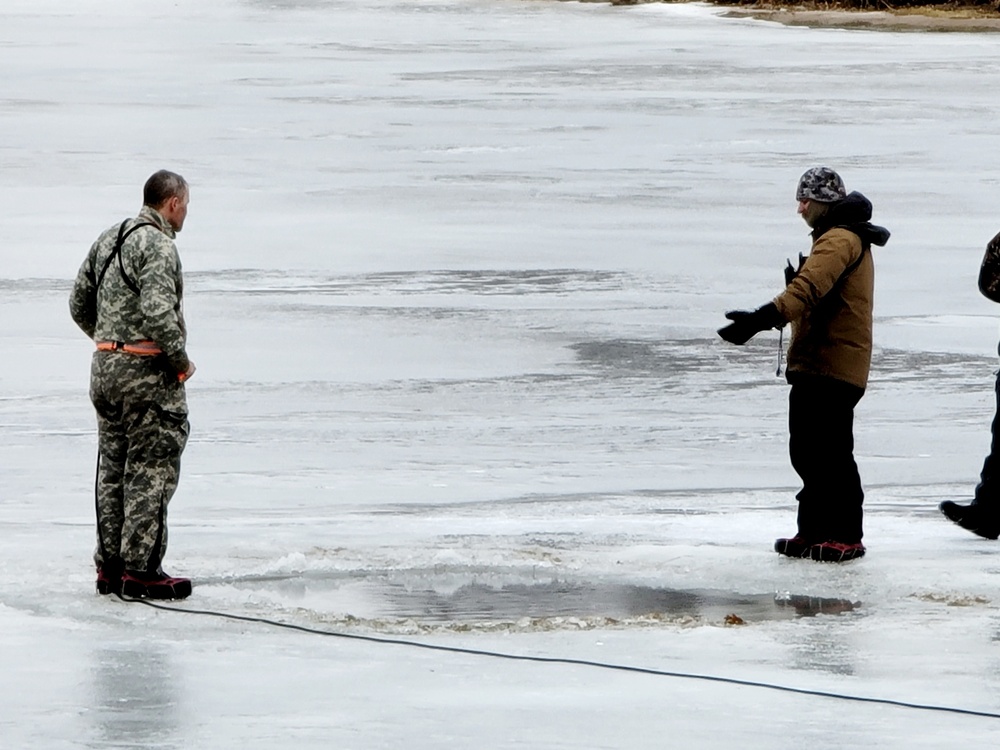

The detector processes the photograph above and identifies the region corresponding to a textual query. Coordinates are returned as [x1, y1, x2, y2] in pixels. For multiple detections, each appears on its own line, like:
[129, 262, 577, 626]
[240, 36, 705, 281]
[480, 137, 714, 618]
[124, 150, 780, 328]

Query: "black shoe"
[121, 569, 193, 600]
[940, 501, 1000, 540]
[96, 557, 125, 595]
[774, 536, 812, 558]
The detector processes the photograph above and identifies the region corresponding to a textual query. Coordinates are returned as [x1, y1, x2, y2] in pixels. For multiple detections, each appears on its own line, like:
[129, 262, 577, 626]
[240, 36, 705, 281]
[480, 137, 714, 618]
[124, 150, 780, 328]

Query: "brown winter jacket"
[772, 192, 890, 390]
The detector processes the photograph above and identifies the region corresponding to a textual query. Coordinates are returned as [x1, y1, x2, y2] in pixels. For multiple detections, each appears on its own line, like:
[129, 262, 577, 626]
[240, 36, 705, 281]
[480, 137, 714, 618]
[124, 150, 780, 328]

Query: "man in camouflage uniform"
[940, 230, 1000, 540]
[70, 170, 195, 599]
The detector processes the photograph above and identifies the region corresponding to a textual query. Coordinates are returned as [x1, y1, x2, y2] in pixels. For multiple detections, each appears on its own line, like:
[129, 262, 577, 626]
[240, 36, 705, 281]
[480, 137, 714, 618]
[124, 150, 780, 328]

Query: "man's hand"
[718, 310, 759, 345]
[178, 361, 196, 383]
[717, 303, 785, 346]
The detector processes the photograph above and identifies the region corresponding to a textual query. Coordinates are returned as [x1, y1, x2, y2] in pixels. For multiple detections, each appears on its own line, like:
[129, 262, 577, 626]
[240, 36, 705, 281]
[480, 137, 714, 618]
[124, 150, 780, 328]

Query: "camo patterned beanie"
[796, 167, 847, 203]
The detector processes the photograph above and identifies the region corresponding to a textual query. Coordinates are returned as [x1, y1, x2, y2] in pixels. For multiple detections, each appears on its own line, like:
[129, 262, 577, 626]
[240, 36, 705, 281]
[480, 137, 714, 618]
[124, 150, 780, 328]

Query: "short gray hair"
[143, 170, 188, 208]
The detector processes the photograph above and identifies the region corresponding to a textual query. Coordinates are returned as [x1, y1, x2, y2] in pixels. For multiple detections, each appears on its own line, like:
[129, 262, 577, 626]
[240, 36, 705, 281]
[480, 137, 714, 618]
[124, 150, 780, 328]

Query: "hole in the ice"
[220, 572, 859, 623]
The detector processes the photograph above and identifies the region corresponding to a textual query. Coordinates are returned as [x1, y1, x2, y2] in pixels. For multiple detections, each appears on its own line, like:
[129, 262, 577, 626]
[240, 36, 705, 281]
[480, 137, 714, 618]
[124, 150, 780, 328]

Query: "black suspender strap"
[95, 219, 159, 295]
[836, 243, 869, 288]
[95, 221, 129, 291]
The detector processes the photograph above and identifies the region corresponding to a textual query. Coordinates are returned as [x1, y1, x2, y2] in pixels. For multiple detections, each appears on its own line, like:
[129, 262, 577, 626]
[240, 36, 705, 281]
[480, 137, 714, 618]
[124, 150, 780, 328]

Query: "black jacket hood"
[812, 191, 891, 248]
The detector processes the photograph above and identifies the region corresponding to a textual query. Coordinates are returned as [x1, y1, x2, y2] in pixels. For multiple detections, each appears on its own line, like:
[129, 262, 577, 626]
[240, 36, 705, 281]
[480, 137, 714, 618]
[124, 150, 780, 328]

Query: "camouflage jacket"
[70, 206, 189, 373]
[979, 229, 1000, 304]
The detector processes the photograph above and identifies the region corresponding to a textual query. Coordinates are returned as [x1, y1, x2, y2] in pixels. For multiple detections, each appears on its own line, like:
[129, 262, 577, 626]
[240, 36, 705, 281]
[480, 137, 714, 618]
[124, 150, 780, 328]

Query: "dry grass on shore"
[725, 0, 999, 15]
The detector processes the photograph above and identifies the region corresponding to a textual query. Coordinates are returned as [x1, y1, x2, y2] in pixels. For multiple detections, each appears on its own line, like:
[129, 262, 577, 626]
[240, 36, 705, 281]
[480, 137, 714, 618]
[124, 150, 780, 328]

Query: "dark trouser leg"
[974, 370, 1000, 512]
[120, 404, 189, 573]
[94, 400, 128, 568]
[788, 374, 865, 543]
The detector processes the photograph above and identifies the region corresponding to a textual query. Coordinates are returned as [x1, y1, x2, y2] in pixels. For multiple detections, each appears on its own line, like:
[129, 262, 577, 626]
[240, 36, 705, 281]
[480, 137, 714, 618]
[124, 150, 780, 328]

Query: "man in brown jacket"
[718, 167, 890, 562]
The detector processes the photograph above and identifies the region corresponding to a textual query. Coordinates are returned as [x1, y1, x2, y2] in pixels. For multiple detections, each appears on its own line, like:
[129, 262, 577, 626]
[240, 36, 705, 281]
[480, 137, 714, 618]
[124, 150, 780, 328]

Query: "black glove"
[151, 353, 179, 381]
[717, 302, 785, 345]
[151, 353, 193, 383]
[784, 253, 806, 286]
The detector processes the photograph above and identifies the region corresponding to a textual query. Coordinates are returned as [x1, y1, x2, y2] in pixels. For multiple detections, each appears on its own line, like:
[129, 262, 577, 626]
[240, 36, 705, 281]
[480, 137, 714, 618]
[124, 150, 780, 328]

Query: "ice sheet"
[3, 0, 1000, 747]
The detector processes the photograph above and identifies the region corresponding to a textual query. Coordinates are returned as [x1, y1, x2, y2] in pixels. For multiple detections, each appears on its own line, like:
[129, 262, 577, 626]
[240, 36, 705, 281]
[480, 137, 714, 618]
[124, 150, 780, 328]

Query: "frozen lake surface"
[3, 0, 1000, 747]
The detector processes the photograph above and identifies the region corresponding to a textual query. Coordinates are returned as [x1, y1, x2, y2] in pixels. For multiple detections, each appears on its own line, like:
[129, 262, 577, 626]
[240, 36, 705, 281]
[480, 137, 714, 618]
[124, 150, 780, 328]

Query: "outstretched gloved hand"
[717, 302, 785, 345]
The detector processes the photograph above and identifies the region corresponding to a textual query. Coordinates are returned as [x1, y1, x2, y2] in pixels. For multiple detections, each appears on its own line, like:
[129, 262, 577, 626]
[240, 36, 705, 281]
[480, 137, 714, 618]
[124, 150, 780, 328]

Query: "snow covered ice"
[3, 0, 1000, 746]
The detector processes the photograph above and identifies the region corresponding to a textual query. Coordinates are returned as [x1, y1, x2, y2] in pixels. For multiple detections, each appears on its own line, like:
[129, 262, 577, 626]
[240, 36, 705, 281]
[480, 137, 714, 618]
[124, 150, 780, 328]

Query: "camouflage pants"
[90, 351, 189, 573]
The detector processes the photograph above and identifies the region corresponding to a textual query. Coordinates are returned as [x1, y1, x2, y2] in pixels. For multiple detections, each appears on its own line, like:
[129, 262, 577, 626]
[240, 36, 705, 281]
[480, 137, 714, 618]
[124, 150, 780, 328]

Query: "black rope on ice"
[120, 595, 1000, 721]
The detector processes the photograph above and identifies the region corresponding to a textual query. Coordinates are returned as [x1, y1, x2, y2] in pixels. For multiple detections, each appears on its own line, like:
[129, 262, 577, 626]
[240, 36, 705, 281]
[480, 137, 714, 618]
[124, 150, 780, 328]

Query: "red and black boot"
[121, 569, 193, 600]
[774, 536, 812, 558]
[807, 540, 866, 563]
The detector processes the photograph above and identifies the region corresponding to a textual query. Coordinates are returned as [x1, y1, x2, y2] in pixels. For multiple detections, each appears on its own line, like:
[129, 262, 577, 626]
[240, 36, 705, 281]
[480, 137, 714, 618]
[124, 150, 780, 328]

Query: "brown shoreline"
[590, 0, 1000, 32]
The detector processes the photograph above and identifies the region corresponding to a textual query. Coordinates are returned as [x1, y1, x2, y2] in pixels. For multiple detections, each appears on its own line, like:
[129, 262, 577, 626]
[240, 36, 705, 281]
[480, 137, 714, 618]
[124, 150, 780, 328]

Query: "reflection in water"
[775, 593, 859, 618]
[90, 645, 180, 749]
[382, 580, 859, 624]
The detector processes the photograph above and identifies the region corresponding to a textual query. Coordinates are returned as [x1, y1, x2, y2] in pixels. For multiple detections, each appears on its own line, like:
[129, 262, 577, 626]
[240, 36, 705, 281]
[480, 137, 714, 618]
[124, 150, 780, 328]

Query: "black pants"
[788, 373, 865, 543]
[974, 369, 1000, 511]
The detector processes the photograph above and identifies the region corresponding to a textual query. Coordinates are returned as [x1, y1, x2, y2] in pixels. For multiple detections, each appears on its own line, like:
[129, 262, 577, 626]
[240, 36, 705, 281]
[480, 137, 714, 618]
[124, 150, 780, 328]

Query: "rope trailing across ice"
[123, 596, 1000, 721]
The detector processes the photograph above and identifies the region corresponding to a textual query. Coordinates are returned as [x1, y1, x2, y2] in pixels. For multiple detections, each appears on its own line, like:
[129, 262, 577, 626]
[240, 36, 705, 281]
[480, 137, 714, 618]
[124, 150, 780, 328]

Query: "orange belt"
[96, 340, 163, 356]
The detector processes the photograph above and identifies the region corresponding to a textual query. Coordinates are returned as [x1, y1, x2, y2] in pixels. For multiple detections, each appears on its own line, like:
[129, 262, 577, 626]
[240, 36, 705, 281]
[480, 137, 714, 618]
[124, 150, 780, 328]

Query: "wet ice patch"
[193, 570, 859, 633]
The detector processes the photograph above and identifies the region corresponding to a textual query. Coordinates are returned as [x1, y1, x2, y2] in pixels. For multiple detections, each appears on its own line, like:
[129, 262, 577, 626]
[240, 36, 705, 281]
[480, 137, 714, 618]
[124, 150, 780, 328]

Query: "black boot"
[96, 556, 125, 595]
[940, 501, 1000, 540]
